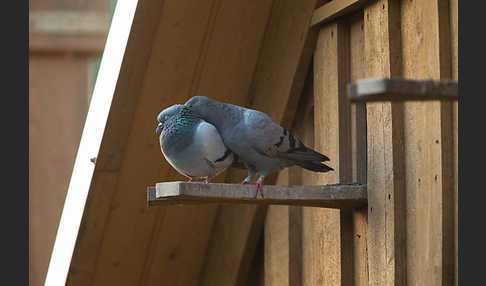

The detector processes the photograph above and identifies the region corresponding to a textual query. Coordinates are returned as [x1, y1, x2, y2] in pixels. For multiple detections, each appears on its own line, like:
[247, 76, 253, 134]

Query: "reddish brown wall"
[29, 1, 108, 285]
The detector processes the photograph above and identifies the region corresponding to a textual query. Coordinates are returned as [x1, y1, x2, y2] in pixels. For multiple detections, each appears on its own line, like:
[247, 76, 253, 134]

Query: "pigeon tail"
[294, 160, 334, 172]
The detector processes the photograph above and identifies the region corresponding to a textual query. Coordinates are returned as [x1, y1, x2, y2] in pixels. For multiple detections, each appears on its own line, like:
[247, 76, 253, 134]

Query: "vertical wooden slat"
[308, 20, 353, 285]
[400, 0, 455, 285]
[349, 11, 369, 286]
[364, 1, 407, 286]
[449, 0, 458, 285]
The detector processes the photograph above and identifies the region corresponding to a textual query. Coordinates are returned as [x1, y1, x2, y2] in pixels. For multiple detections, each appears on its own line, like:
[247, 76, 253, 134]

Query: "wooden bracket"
[147, 181, 367, 209]
[347, 77, 458, 102]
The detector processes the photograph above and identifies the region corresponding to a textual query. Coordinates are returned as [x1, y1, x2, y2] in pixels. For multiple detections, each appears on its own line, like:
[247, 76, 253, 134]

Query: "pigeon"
[184, 96, 334, 198]
[156, 104, 235, 183]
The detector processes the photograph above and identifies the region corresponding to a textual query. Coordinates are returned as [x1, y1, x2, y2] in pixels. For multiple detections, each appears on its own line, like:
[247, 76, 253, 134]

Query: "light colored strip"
[43, 1, 138, 286]
[30, 11, 109, 34]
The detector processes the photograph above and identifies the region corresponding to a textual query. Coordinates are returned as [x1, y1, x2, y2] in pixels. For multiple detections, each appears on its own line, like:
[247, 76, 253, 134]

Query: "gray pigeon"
[184, 96, 334, 197]
[156, 104, 234, 183]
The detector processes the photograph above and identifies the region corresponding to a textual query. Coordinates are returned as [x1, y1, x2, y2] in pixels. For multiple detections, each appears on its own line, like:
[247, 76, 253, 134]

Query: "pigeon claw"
[203, 176, 213, 184]
[242, 180, 264, 199]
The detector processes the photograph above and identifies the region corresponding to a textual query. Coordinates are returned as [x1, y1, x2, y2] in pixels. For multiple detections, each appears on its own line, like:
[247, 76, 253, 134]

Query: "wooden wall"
[29, 1, 108, 285]
[264, 0, 458, 285]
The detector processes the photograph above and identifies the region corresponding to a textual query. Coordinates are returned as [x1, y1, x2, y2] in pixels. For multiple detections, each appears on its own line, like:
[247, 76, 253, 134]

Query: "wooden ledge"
[147, 181, 367, 208]
[347, 77, 459, 102]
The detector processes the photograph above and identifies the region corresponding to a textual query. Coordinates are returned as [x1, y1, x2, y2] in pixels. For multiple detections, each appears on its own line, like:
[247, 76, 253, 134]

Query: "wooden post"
[400, 0, 455, 285]
[364, 0, 407, 285]
[307, 20, 354, 285]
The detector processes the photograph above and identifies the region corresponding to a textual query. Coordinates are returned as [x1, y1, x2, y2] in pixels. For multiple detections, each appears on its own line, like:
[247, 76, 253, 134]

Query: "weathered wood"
[450, 1, 458, 285]
[308, 20, 354, 285]
[364, 1, 407, 285]
[401, 0, 455, 285]
[349, 11, 369, 286]
[148, 182, 367, 208]
[311, 0, 370, 27]
[348, 77, 458, 102]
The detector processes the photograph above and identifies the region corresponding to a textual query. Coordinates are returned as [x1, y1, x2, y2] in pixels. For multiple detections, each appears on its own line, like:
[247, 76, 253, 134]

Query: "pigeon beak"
[156, 123, 163, 135]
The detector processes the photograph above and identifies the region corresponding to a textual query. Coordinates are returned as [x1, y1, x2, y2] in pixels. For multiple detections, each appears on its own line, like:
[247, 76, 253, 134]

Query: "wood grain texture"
[364, 1, 407, 285]
[449, 0, 458, 285]
[311, 0, 370, 27]
[348, 77, 458, 102]
[308, 20, 355, 285]
[400, 0, 455, 285]
[148, 182, 367, 208]
[349, 11, 369, 286]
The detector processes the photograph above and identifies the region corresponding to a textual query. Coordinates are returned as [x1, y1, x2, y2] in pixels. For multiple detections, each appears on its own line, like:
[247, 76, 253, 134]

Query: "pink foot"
[187, 177, 197, 182]
[203, 177, 213, 184]
[242, 180, 264, 199]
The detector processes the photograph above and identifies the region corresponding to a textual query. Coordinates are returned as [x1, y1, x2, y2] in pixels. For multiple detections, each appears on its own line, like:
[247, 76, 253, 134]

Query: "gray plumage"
[184, 96, 334, 188]
[156, 104, 234, 182]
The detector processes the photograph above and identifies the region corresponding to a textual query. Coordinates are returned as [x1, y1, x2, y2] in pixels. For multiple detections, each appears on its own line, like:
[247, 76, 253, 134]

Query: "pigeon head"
[156, 104, 184, 135]
[184, 96, 216, 118]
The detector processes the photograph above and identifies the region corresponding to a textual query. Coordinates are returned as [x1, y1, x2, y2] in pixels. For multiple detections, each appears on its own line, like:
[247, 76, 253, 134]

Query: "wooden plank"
[148, 182, 368, 208]
[30, 11, 109, 34]
[349, 11, 369, 286]
[400, 0, 455, 284]
[30, 34, 107, 54]
[364, 1, 407, 286]
[264, 170, 290, 286]
[348, 77, 458, 102]
[449, 0, 458, 285]
[311, 0, 370, 27]
[307, 20, 354, 285]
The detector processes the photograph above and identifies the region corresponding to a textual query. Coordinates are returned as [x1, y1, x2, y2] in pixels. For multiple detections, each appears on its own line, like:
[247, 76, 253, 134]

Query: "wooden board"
[148, 182, 368, 208]
[311, 0, 370, 27]
[363, 1, 407, 285]
[400, 0, 455, 284]
[307, 20, 354, 285]
[349, 10, 369, 286]
[348, 77, 458, 102]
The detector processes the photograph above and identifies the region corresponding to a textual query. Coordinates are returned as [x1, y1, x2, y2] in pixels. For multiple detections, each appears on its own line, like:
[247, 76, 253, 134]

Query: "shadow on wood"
[147, 181, 367, 209]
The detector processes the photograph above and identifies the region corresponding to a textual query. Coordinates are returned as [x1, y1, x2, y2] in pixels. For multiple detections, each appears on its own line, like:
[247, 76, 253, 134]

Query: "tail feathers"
[295, 160, 334, 172]
[281, 148, 330, 162]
